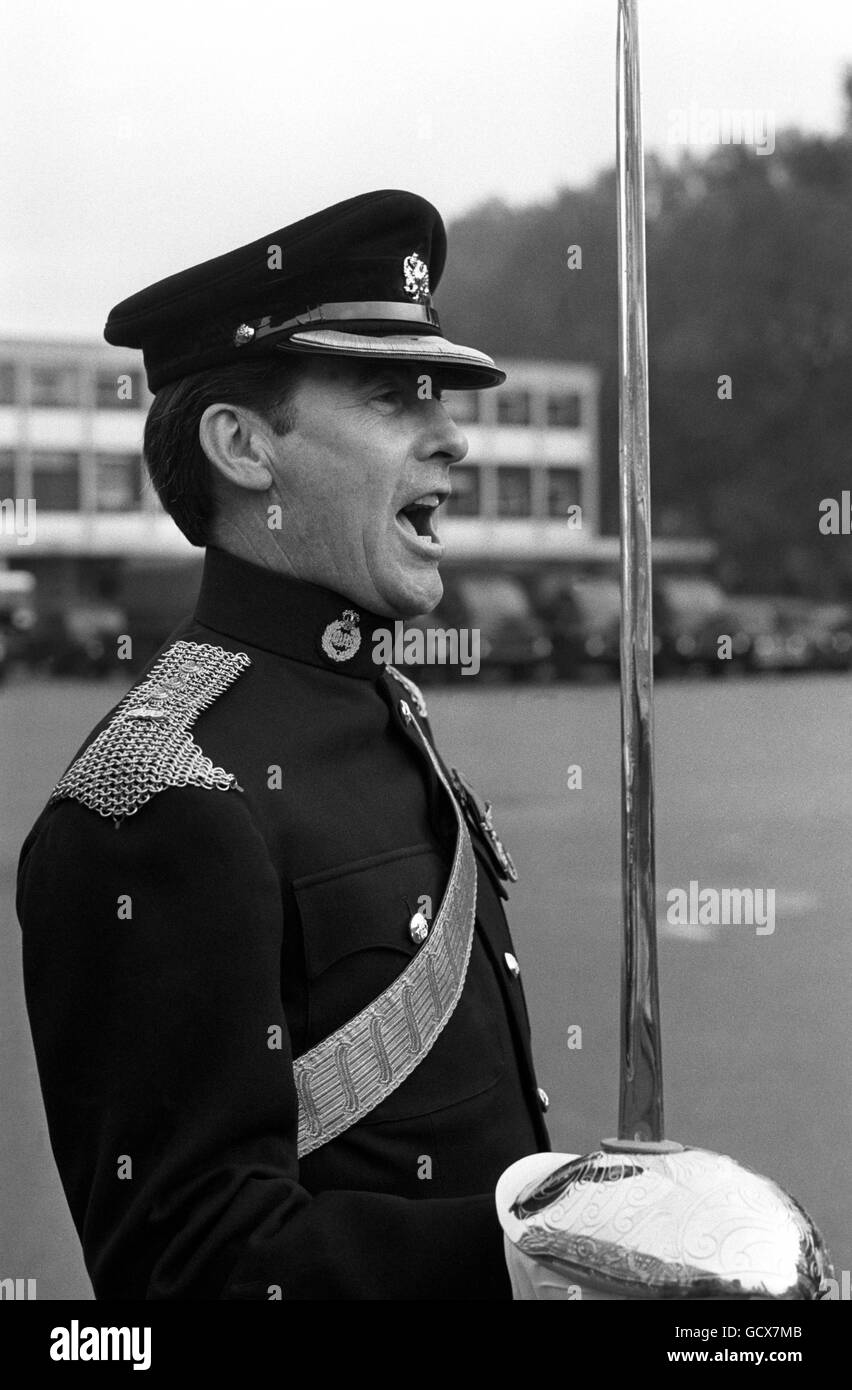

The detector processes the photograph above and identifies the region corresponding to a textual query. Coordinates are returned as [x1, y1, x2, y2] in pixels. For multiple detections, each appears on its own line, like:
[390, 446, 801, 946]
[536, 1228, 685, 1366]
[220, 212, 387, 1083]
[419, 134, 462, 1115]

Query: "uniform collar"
[194, 545, 392, 679]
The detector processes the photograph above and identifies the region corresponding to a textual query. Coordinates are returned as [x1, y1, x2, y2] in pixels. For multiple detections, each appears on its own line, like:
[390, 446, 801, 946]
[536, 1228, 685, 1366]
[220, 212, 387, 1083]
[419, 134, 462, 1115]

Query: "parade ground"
[2, 671, 849, 1298]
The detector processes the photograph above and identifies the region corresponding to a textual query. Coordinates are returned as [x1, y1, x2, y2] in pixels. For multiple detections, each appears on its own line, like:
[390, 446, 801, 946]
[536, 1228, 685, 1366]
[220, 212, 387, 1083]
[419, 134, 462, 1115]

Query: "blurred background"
[1, 0, 850, 1298]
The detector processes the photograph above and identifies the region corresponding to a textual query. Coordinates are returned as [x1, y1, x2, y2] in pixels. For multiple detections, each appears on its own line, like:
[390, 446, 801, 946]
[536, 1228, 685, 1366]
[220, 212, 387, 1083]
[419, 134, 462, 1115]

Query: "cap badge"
[321, 609, 362, 663]
[403, 252, 430, 303]
[233, 323, 256, 347]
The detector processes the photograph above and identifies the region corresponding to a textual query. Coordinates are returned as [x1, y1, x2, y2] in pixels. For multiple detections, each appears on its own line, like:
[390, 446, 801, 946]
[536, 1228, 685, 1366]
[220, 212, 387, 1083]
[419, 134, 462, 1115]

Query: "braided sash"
[295, 697, 477, 1157]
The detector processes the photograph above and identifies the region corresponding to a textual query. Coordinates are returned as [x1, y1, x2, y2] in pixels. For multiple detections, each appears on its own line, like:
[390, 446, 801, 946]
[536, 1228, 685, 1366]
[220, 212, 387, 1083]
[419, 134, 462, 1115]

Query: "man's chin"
[375, 565, 443, 620]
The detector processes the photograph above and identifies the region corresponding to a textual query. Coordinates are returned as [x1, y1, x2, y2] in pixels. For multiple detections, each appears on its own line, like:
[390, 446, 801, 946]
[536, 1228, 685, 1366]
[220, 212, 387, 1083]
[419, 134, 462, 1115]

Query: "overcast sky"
[2, 0, 851, 337]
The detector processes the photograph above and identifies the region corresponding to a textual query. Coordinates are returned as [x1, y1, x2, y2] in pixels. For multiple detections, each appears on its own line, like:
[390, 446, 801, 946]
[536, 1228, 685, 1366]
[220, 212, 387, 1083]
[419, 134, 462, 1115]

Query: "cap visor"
[274, 328, 506, 389]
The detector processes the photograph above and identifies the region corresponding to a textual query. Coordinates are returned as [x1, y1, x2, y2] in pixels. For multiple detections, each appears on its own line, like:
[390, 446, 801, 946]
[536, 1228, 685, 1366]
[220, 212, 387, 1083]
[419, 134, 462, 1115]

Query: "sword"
[496, 0, 832, 1299]
[615, 0, 663, 1145]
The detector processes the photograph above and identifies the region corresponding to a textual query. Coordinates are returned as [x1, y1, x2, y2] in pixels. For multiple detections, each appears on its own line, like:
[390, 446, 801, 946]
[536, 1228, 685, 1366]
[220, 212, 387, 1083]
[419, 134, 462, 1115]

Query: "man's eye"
[374, 388, 403, 404]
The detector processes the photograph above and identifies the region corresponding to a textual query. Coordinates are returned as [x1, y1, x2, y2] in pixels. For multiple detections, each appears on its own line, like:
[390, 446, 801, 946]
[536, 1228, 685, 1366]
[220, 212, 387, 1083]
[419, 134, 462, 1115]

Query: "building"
[0, 337, 712, 617]
[0, 337, 183, 601]
[439, 358, 600, 562]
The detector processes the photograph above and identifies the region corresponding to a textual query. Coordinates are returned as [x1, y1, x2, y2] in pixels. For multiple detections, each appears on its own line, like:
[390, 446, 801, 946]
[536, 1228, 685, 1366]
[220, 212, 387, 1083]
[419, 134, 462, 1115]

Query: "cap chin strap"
[251, 300, 440, 342]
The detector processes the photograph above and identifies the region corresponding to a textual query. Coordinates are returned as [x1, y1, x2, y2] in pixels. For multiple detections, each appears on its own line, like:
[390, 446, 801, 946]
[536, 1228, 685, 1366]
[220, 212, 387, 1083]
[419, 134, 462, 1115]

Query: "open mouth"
[396, 493, 445, 549]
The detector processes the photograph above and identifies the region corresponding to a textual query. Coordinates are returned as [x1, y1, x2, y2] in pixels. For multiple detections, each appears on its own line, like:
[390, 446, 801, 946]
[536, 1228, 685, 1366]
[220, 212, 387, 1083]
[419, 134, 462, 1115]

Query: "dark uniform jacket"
[17, 545, 549, 1300]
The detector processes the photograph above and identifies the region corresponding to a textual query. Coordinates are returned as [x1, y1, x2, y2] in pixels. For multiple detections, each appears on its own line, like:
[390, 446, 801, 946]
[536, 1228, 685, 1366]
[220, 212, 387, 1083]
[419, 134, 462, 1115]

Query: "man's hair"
[142, 356, 303, 546]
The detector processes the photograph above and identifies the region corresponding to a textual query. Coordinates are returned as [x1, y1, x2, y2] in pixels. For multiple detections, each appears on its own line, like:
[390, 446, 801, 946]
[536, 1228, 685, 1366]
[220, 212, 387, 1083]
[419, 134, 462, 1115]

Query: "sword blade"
[616, 0, 664, 1142]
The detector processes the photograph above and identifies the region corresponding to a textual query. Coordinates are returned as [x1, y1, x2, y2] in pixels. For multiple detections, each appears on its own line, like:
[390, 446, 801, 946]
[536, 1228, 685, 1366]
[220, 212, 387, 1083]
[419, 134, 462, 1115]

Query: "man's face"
[262, 357, 469, 618]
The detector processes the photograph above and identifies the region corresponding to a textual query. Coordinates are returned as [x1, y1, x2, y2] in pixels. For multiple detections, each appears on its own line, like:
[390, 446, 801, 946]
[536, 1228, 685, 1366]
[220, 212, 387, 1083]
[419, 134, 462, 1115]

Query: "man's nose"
[418, 396, 469, 465]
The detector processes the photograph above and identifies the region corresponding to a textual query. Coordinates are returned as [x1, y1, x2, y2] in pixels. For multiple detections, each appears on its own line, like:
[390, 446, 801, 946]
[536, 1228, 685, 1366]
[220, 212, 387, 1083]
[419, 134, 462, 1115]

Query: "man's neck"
[209, 515, 300, 577]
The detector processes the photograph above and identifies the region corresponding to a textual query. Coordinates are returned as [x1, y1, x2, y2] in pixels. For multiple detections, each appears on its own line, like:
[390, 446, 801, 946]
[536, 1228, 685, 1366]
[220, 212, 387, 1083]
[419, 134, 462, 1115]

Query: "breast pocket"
[292, 842, 506, 1121]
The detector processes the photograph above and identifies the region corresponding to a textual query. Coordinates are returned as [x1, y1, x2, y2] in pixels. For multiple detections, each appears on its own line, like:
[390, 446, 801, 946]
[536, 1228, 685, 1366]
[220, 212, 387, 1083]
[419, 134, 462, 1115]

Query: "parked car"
[532, 574, 622, 679]
[653, 576, 733, 676]
[404, 573, 552, 683]
[723, 596, 812, 673]
[0, 568, 36, 677]
[23, 601, 129, 677]
[805, 601, 852, 671]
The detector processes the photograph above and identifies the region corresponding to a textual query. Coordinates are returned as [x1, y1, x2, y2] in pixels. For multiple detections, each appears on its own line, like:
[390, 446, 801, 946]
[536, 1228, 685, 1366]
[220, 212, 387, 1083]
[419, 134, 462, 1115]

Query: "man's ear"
[199, 402, 276, 492]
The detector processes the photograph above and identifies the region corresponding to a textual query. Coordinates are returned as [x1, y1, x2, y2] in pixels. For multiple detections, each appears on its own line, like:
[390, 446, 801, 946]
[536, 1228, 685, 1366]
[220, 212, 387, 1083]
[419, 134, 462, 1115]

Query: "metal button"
[504, 951, 520, 979]
[399, 699, 413, 724]
[537, 1086, 550, 1113]
[409, 911, 430, 945]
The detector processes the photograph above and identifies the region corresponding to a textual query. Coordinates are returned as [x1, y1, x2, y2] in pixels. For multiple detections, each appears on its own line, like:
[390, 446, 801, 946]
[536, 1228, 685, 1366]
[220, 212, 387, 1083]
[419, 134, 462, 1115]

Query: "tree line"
[441, 75, 852, 597]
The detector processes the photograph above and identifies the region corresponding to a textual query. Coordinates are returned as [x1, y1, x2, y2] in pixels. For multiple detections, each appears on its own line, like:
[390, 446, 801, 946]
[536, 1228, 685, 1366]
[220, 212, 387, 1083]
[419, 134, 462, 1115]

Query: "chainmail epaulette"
[48, 640, 252, 826]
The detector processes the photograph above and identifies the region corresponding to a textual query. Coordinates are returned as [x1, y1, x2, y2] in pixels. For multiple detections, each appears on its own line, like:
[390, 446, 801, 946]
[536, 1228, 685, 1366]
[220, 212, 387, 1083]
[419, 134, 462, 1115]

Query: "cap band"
[249, 300, 441, 342]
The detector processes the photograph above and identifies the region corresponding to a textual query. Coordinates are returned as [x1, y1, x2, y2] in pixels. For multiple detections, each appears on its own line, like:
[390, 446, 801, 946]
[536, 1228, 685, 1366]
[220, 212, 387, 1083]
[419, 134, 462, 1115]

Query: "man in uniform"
[17, 189, 550, 1301]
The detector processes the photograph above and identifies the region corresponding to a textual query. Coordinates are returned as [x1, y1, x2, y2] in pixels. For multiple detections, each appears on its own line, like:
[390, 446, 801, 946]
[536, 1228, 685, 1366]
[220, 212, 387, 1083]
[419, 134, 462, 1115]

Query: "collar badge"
[403, 252, 430, 302]
[321, 608, 362, 662]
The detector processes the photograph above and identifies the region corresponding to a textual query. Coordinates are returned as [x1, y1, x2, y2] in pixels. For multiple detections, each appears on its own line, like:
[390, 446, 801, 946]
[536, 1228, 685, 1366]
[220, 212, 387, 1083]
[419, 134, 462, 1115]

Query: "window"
[0, 450, 15, 498]
[95, 453, 142, 510]
[445, 391, 479, 425]
[30, 365, 80, 408]
[497, 466, 531, 517]
[546, 392, 581, 427]
[446, 465, 480, 517]
[96, 369, 142, 409]
[0, 362, 15, 405]
[496, 390, 531, 425]
[547, 467, 582, 517]
[31, 451, 80, 509]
